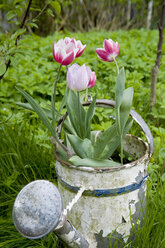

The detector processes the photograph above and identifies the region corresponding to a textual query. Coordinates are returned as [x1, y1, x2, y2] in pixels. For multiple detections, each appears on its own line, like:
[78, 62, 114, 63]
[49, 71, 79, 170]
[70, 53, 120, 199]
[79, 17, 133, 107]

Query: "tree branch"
[0, 0, 32, 80]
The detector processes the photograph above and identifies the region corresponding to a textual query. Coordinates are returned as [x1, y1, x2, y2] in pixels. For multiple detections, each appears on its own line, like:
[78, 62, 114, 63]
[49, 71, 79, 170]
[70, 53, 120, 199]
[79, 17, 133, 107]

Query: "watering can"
[13, 100, 154, 248]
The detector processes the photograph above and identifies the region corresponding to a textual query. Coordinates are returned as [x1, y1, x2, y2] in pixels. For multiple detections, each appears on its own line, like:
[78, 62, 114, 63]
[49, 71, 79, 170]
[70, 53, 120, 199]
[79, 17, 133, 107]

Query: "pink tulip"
[53, 37, 78, 66]
[63, 37, 86, 58]
[74, 40, 86, 58]
[88, 71, 96, 88]
[96, 39, 119, 62]
[67, 63, 96, 91]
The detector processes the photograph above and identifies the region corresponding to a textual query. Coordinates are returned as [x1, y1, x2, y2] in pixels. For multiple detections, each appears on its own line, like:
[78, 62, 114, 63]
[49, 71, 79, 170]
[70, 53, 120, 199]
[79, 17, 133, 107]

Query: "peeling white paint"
[56, 135, 150, 247]
[61, 230, 75, 242]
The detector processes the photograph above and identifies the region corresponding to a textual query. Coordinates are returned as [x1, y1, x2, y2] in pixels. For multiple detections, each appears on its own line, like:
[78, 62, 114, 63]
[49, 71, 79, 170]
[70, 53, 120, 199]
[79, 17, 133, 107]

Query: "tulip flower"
[74, 40, 86, 58]
[53, 37, 78, 66]
[88, 71, 96, 88]
[63, 37, 86, 58]
[96, 39, 119, 62]
[67, 63, 96, 92]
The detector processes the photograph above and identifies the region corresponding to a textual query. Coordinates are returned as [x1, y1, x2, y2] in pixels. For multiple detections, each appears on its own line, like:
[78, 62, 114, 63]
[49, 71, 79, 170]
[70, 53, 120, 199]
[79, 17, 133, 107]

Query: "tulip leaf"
[93, 124, 118, 158]
[101, 117, 133, 159]
[66, 89, 86, 139]
[16, 87, 57, 138]
[63, 120, 76, 135]
[115, 67, 125, 136]
[69, 156, 120, 168]
[120, 87, 134, 137]
[56, 87, 67, 122]
[99, 134, 120, 159]
[55, 142, 69, 161]
[115, 67, 125, 108]
[85, 95, 96, 138]
[16, 102, 53, 120]
[67, 134, 94, 158]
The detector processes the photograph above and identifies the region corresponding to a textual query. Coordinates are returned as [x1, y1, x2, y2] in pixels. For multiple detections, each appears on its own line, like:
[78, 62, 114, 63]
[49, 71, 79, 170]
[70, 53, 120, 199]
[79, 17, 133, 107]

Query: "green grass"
[0, 122, 165, 248]
[0, 29, 165, 247]
[0, 122, 62, 247]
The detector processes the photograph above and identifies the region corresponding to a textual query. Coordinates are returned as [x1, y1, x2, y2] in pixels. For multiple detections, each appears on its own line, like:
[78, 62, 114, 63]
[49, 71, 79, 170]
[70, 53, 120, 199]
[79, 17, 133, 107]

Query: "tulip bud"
[96, 39, 119, 62]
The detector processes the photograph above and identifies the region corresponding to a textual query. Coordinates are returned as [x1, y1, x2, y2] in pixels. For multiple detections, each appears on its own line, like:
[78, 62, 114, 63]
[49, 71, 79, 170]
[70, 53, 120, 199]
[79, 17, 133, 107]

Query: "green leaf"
[115, 67, 125, 136]
[63, 120, 76, 135]
[47, 8, 54, 17]
[101, 118, 133, 160]
[85, 95, 96, 138]
[93, 124, 117, 158]
[69, 156, 120, 168]
[55, 142, 68, 161]
[120, 87, 133, 136]
[16, 102, 53, 120]
[56, 87, 67, 122]
[11, 28, 26, 40]
[16, 87, 57, 138]
[27, 22, 39, 29]
[66, 89, 86, 138]
[30, 7, 41, 12]
[7, 11, 16, 21]
[115, 67, 125, 108]
[67, 134, 94, 158]
[123, 118, 133, 136]
[50, 1, 61, 15]
[0, 64, 6, 76]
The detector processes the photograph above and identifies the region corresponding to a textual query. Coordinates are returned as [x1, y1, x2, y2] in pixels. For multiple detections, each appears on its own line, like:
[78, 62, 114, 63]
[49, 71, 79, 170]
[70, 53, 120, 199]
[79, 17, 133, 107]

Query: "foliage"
[0, 0, 61, 78]
[0, 29, 165, 247]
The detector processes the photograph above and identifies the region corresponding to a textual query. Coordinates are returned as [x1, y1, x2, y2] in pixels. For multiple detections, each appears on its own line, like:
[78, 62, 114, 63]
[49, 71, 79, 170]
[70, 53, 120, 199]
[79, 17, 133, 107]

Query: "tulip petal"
[104, 39, 113, 53]
[54, 47, 65, 64]
[64, 37, 71, 44]
[88, 72, 96, 88]
[86, 66, 92, 81]
[115, 42, 119, 55]
[52, 42, 56, 61]
[76, 45, 86, 58]
[62, 51, 75, 66]
[96, 48, 109, 61]
[74, 65, 89, 91]
[66, 42, 76, 54]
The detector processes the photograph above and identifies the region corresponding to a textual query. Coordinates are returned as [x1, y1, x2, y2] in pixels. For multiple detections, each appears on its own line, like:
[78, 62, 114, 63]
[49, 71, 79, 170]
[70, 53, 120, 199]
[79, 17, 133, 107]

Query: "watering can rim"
[54, 134, 149, 173]
[56, 98, 154, 158]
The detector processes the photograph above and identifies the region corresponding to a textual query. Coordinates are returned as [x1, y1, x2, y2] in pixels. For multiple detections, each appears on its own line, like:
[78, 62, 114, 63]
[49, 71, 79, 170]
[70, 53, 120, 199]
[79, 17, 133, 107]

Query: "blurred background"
[0, 0, 162, 35]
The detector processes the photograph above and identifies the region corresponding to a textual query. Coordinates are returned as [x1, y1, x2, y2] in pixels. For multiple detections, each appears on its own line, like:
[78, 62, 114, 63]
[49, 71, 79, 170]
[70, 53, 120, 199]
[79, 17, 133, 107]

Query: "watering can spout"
[12, 180, 89, 248]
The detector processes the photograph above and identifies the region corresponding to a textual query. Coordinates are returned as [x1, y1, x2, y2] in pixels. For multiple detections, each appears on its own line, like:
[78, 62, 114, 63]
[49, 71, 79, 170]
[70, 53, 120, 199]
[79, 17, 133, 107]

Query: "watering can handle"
[92, 99, 154, 157]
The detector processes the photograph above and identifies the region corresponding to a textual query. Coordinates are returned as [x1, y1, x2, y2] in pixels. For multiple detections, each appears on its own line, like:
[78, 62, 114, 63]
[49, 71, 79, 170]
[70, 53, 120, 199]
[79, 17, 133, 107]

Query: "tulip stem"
[52, 64, 62, 130]
[77, 92, 83, 138]
[113, 57, 119, 75]
[113, 56, 123, 163]
[85, 88, 88, 102]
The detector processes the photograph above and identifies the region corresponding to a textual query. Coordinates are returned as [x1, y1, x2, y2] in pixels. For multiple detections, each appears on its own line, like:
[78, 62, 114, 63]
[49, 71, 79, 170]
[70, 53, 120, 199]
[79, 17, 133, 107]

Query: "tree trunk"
[147, 0, 153, 29]
[126, 0, 131, 27]
[150, 0, 165, 109]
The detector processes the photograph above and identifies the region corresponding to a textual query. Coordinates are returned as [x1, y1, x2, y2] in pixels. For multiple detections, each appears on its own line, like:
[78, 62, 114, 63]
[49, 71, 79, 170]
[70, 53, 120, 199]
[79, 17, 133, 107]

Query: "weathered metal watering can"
[13, 100, 154, 248]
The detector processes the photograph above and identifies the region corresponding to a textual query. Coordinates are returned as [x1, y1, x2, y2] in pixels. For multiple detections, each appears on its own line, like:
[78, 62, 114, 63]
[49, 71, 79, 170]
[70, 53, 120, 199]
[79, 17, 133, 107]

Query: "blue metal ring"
[58, 175, 148, 197]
